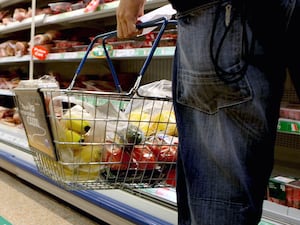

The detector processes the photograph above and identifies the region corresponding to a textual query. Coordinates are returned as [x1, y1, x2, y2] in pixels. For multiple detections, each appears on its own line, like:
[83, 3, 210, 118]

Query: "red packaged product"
[286, 180, 300, 209]
[107, 40, 144, 49]
[280, 103, 300, 120]
[48, 2, 72, 14]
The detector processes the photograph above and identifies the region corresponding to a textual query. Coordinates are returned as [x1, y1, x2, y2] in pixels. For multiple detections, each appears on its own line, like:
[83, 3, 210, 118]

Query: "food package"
[125, 80, 177, 136]
[47, 94, 129, 180]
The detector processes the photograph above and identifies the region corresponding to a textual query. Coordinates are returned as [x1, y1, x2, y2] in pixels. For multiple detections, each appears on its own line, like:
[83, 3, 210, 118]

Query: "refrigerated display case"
[0, 0, 299, 224]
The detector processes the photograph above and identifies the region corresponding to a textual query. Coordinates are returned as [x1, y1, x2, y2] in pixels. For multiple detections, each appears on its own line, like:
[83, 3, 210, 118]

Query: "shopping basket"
[14, 17, 178, 190]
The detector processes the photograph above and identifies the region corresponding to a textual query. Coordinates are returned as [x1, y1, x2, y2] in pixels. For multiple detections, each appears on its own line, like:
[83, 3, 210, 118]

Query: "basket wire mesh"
[35, 89, 177, 190]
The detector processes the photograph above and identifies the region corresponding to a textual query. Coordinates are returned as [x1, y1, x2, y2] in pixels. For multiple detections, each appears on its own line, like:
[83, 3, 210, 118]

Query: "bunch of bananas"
[60, 113, 91, 149]
[56, 105, 103, 181]
[129, 109, 177, 137]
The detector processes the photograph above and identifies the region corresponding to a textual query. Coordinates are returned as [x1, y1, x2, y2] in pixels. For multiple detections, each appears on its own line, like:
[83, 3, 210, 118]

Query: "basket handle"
[67, 17, 177, 95]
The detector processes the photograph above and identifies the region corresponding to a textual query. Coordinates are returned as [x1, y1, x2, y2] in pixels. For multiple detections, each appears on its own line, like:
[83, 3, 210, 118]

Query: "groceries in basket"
[14, 72, 178, 187]
[40, 79, 178, 185]
[47, 95, 110, 181]
[100, 80, 178, 184]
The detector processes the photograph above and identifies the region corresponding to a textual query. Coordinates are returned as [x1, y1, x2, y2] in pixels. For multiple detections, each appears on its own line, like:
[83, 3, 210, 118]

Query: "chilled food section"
[0, 0, 176, 61]
[0, 142, 178, 225]
[0, 0, 299, 224]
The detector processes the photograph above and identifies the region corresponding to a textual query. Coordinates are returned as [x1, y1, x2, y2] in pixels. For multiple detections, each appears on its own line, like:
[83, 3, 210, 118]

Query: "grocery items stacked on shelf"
[278, 102, 300, 134]
[0, 0, 113, 57]
[0, 69, 26, 128]
[0, 4, 51, 25]
[0, 0, 105, 25]
[0, 27, 177, 57]
[268, 175, 300, 210]
[0, 0, 177, 58]
[0, 105, 22, 127]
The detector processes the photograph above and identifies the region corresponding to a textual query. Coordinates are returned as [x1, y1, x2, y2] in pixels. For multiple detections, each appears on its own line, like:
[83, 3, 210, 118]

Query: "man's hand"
[116, 0, 146, 38]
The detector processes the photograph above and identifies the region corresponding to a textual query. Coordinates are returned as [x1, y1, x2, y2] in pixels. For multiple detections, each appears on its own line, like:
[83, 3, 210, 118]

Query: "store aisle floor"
[0, 168, 107, 225]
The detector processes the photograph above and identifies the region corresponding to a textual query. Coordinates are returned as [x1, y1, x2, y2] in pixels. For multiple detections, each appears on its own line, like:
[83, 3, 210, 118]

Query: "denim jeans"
[172, 0, 298, 224]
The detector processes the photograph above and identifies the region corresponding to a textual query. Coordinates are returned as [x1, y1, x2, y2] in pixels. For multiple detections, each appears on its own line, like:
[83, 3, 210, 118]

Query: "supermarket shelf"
[0, 47, 175, 65]
[0, 0, 30, 8]
[0, 89, 15, 96]
[0, 144, 177, 225]
[263, 201, 300, 225]
[0, 55, 31, 64]
[0, 123, 30, 152]
[38, 46, 175, 60]
[43, 0, 167, 25]
[0, 14, 46, 34]
[42, 3, 118, 25]
[0, 0, 168, 34]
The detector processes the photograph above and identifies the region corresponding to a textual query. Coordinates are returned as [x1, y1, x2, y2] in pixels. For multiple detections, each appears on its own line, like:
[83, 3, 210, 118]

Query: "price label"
[66, 52, 79, 59]
[114, 49, 135, 57]
[32, 46, 49, 60]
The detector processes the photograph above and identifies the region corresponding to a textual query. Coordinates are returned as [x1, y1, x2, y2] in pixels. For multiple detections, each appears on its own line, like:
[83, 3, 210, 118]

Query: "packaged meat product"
[34, 34, 51, 45]
[153, 29, 177, 40]
[33, 30, 61, 45]
[46, 30, 61, 40]
[15, 41, 29, 56]
[84, 0, 101, 13]
[13, 8, 29, 22]
[280, 103, 300, 120]
[2, 17, 14, 25]
[108, 40, 144, 49]
[53, 40, 72, 48]
[0, 40, 17, 57]
[158, 38, 177, 47]
[48, 2, 72, 14]
[0, 10, 10, 20]
[72, 45, 88, 51]
[268, 176, 296, 206]
[53, 40, 83, 48]
[147, 29, 177, 47]
[50, 47, 72, 53]
[71, 2, 86, 10]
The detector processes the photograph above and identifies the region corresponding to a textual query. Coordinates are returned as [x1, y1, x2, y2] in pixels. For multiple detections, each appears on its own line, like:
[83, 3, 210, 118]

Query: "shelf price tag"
[32, 46, 49, 60]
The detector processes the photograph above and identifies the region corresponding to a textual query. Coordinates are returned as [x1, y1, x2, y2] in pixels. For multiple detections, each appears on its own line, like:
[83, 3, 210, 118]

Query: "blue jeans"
[172, 0, 298, 224]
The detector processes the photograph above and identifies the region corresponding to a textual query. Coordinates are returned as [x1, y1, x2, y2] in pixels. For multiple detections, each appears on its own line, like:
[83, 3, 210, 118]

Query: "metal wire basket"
[15, 18, 178, 190]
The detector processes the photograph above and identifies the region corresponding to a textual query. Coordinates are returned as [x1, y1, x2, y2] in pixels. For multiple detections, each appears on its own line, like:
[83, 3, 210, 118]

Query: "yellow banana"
[128, 110, 151, 135]
[62, 114, 91, 135]
[63, 165, 100, 181]
[72, 145, 103, 181]
[74, 145, 103, 163]
[149, 110, 177, 136]
[63, 129, 84, 149]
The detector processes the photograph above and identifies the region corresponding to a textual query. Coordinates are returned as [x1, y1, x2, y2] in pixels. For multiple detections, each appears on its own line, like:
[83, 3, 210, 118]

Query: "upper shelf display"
[0, 0, 175, 62]
[0, 0, 168, 34]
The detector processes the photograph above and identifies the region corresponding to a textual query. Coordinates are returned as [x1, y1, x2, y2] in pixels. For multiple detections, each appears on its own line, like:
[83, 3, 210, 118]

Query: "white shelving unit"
[0, 0, 299, 224]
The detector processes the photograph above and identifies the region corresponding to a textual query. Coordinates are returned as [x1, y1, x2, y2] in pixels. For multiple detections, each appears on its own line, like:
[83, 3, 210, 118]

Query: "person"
[116, 0, 299, 224]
